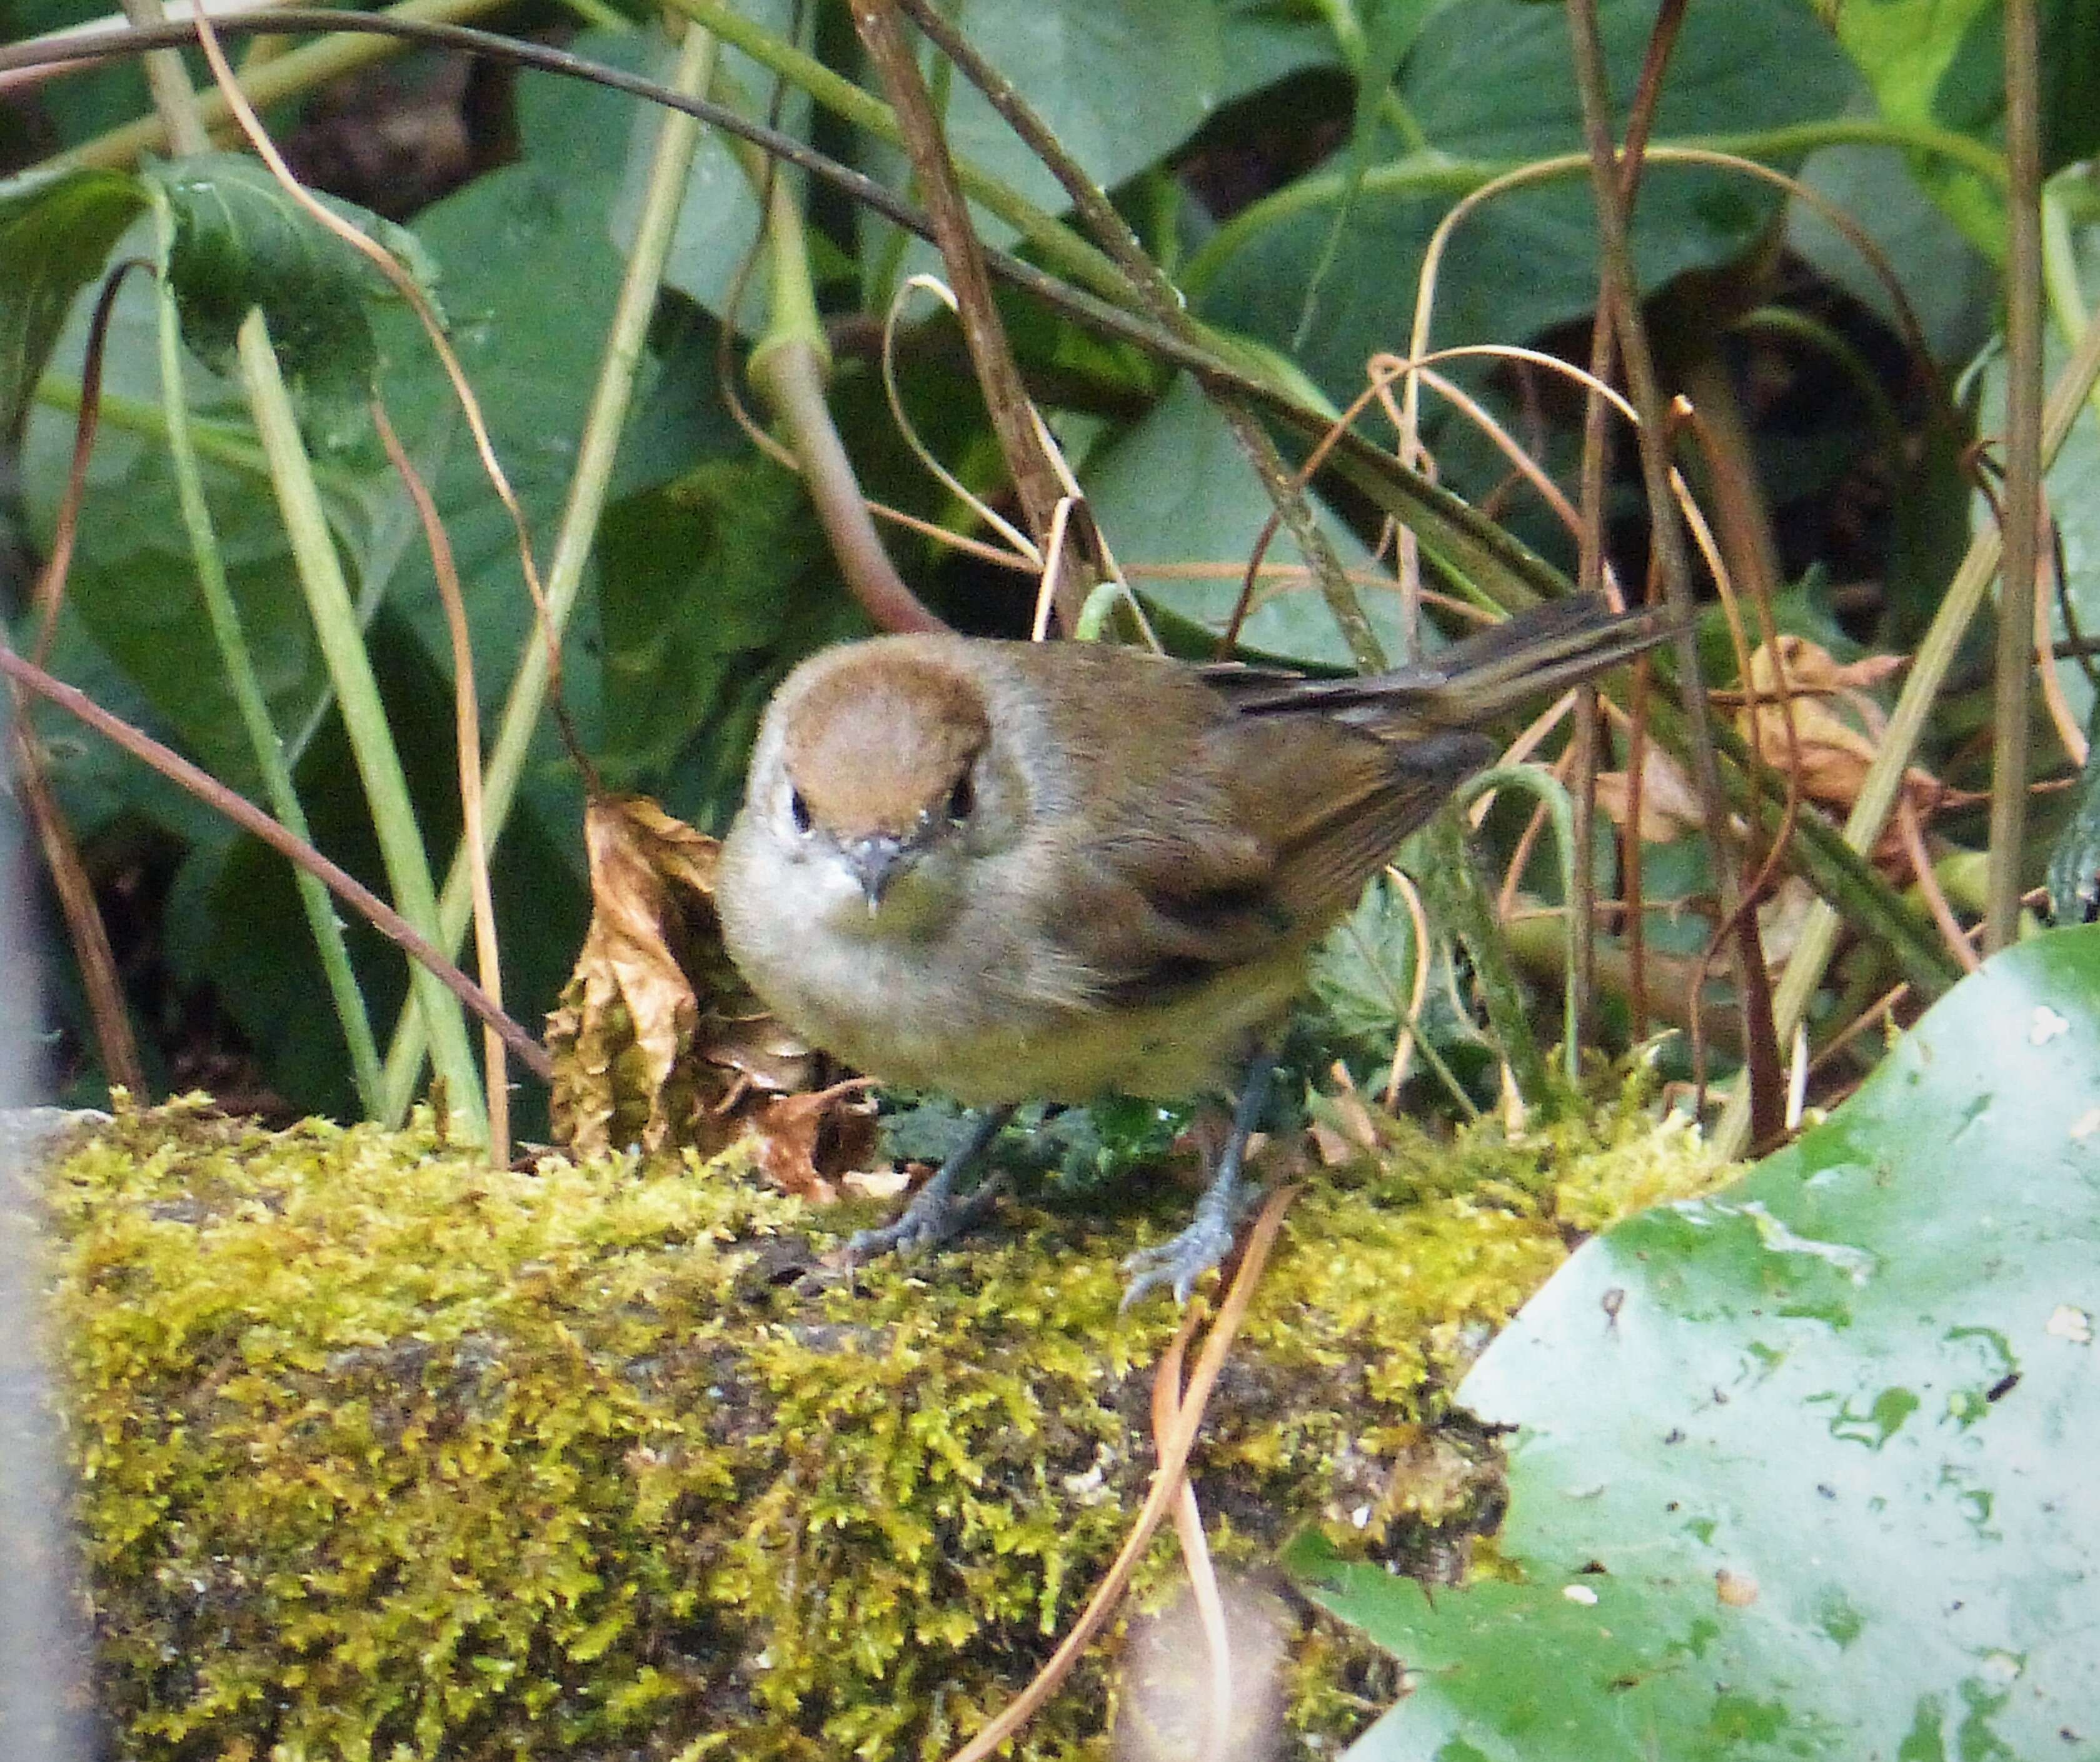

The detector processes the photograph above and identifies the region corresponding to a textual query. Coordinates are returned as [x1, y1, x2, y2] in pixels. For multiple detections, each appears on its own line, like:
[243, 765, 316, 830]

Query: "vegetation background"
[3, 0, 2099, 1756]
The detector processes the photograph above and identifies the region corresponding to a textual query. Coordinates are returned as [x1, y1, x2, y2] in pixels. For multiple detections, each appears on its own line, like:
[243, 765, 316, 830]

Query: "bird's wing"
[1212, 716, 1492, 931]
[1043, 719, 1489, 1008]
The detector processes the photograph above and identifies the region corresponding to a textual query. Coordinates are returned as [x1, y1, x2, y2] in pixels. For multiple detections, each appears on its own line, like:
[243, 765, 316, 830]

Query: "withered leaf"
[546, 795, 823, 1159]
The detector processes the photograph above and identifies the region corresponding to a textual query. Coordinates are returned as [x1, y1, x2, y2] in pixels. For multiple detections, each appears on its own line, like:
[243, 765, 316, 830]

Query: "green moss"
[46, 1084, 1717, 1759]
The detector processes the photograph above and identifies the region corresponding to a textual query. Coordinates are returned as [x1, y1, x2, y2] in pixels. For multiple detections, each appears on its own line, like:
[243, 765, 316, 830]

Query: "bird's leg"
[846, 1104, 1017, 1263]
[1120, 1045, 1277, 1309]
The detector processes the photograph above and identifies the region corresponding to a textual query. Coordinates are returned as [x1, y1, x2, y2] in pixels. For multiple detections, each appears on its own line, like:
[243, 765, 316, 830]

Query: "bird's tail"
[1228, 597, 1676, 731]
[1410, 596, 1676, 721]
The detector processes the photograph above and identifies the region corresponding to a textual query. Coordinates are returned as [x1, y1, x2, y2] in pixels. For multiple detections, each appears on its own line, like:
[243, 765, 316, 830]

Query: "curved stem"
[1459, 763, 1581, 1086]
[1182, 119, 2009, 297]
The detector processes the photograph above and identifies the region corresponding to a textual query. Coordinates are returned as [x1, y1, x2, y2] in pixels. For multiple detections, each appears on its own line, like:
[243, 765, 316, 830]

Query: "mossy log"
[40, 1091, 1716, 1759]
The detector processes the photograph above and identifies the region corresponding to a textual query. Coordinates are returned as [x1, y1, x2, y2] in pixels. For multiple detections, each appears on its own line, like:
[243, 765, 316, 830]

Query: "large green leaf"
[1297, 926, 2100, 1759]
[1195, 0, 1861, 401]
[922, 0, 1226, 221]
[1215, 0, 1348, 105]
[1081, 373, 1412, 668]
[18, 271, 389, 798]
[0, 164, 146, 441]
[606, 19, 800, 331]
[862, 0, 1227, 286]
[595, 450, 853, 809]
[1829, 0, 2100, 256]
[1786, 138, 1996, 366]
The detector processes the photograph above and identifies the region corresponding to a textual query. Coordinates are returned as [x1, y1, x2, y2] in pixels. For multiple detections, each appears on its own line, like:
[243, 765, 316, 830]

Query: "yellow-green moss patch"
[47, 1088, 1718, 1759]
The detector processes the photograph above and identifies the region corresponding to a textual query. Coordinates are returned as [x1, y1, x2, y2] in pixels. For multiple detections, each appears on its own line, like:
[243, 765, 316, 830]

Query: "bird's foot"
[1118, 1198, 1243, 1310]
[845, 1168, 1008, 1264]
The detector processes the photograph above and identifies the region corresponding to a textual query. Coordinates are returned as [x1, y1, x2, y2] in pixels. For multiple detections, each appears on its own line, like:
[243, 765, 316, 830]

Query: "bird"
[715, 595, 1672, 1305]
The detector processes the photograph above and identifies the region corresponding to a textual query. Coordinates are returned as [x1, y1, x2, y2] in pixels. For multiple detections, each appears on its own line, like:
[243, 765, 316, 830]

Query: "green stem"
[34, 376, 348, 489]
[239, 310, 485, 1139]
[1458, 764, 1580, 1087]
[1418, 804, 1552, 1108]
[151, 199, 385, 1116]
[378, 21, 721, 1119]
[1181, 119, 2009, 297]
[1302, 0, 1430, 152]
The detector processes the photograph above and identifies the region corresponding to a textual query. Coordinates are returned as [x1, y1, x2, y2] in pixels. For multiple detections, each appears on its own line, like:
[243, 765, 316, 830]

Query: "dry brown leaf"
[747, 1080, 880, 1203]
[1595, 746, 1706, 844]
[1736, 636, 1944, 869]
[546, 795, 820, 1159]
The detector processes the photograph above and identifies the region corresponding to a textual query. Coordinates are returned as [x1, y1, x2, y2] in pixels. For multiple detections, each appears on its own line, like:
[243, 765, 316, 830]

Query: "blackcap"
[717, 596, 1669, 1303]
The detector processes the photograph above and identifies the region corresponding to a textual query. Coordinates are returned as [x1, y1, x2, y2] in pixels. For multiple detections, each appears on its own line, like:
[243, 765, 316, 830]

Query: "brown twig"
[1623, 626, 1653, 1040]
[1896, 795, 1980, 974]
[1572, 0, 1683, 1039]
[1672, 415, 1802, 1104]
[890, 0, 1377, 669]
[0, 646, 551, 1083]
[848, 0, 1089, 632]
[947, 1185, 1302, 1762]
[1150, 1316, 1232, 1756]
[8, 711, 144, 1093]
[1987, 0, 2044, 950]
[30, 261, 153, 664]
[1564, 0, 1781, 1140]
[10, 260, 150, 1094]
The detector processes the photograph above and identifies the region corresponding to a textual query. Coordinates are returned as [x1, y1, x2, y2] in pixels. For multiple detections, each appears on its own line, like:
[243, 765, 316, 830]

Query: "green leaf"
[1197, 0, 1861, 401]
[18, 278, 386, 798]
[145, 154, 436, 426]
[606, 21, 801, 330]
[1828, 0, 2100, 256]
[1309, 871, 1422, 1051]
[595, 451, 840, 794]
[1296, 926, 2100, 1759]
[863, 0, 1227, 279]
[933, 0, 1227, 219]
[1215, 0, 1345, 105]
[0, 164, 146, 440]
[1081, 373, 1412, 668]
[1787, 139, 1997, 366]
[1291, 0, 1439, 349]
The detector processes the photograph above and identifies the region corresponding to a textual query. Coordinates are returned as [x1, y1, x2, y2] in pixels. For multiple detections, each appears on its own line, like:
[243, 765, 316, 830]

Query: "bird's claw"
[1119, 1209, 1237, 1311]
[845, 1170, 1007, 1265]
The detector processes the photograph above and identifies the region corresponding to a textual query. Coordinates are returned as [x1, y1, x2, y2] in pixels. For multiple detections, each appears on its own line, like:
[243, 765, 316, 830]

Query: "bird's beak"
[843, 834, 907, 909]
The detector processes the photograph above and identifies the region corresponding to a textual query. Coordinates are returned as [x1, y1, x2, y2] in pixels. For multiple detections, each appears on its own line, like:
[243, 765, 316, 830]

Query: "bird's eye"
[947, 772, 975, 821]
[788, 788, 812, 834]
